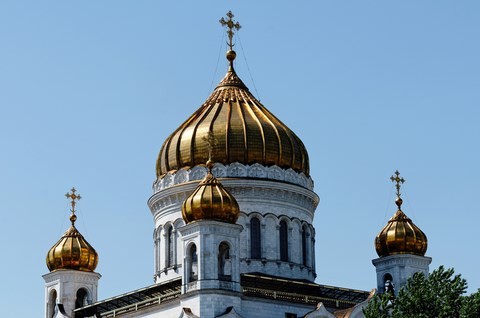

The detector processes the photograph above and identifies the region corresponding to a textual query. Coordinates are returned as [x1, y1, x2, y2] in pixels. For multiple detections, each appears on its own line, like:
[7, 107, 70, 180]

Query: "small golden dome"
[46, 188, 98, 272]
[375, 173, 428, 257]
[46, 223, 99, 272]
[156, 52, 309, 178]
[182, 166, 240, 224]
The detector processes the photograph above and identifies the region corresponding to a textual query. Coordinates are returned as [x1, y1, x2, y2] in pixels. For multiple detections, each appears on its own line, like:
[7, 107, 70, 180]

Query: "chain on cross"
[390, 170, 405, 198]
[65, 187, 81, 214]
[219, 11, 241, 50]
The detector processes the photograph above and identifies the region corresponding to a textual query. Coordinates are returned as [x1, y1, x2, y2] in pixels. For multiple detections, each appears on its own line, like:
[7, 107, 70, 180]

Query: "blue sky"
[1, 1, 479, 317]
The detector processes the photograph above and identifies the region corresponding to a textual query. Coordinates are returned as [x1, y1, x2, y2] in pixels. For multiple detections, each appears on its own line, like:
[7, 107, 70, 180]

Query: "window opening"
[250, 217, 261, 259]
[189, 244, 198, 282]
[75, 288, 88, 309]
[279, 220, 289, 262]
[167, 226, 174, 267]
[302, 225, 307, 266]
[218, 242, 231, 281]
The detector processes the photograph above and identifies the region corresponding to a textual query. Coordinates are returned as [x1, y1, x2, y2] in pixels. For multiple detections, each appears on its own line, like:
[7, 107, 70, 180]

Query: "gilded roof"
[182, 164, 240, 224]
[46, 188, 98, 272]
[46, 224, 98, 272]
[156, 52, 309, 178]
[375, 197, 428, 257]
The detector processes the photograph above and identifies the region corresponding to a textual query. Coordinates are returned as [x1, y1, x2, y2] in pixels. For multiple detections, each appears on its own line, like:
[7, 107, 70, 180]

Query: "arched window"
[250, 217, 261, 259]
[302, 225, 308, 266]
[188, 244, 198, 282]
[218, 242, 231, 281]
[48, 289, 57, 318]
[75, 288, 88, 309]
[383, 273, 393, 293]
[167, 226, 174, 267]
[279, 220, 289, 262]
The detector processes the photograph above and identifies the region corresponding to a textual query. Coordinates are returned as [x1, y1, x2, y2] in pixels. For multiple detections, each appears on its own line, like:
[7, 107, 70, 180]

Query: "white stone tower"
[178, 158, 244, 316]
[372, 171, 431, 294]
[43, 188, 101, 318]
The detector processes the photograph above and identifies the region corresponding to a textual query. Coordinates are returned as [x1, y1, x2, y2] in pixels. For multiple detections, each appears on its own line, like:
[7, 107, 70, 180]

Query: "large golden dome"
[375, 173, 428, 257]
[156, 51, 309, 178]
[182, 162, 240, 224]
[46, 188, 98, 272]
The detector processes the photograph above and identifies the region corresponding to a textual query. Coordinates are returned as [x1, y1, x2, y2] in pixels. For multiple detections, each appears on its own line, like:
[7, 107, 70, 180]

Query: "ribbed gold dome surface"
[182, 164, 240, 224]
[375, 198, 428, 257]
[46, 223, 99, 272]
[156, 54, 309, 178]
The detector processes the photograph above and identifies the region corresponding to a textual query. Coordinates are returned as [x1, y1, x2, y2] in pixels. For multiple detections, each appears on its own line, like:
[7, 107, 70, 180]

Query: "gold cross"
[65, 187, 81, 214]
[390, 170, 405, 198]
[202, 131, 218, 164]
[219, 11, 241, 50]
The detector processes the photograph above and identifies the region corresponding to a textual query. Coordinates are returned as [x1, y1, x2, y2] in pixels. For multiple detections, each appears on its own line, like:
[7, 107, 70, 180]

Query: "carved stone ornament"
[154, 163, 313, 193]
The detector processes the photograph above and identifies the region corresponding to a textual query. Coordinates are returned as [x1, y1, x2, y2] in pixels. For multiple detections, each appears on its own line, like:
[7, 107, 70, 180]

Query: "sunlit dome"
[375, 172, 428, 257]
[182, 161, 240, 224]
[156, 48, 309, 178]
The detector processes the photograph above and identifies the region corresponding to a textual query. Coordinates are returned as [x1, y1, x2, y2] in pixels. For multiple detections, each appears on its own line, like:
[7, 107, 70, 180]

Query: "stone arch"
[218, 241, 232, 280]
[75, 287, 89, 309]
[186, 242, 198, 283]
[47, 289, 57, 318]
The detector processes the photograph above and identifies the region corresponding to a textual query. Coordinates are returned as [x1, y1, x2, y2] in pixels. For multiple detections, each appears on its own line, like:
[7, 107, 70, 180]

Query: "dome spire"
[65, 187, 81, 225]
[390, 170, 405, 209]
[220, 11, 241, 68]
[203, 130, 217, 170]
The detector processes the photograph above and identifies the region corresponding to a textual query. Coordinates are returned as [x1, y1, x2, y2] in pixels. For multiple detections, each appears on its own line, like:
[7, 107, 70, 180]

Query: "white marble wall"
[148, 163, 320, 284]
[43, 270, 100, 318]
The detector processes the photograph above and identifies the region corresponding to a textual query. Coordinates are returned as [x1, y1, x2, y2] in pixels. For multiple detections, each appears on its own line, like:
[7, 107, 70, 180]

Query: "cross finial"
[390, 170, 405, 198]
[202, 131, 217, 170]
[219, 11, 241, 51]
[65, 187, 81, 225]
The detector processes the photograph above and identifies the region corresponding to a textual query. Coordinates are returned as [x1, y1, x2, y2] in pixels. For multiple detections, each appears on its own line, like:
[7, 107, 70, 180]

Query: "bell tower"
[372, 171, 431, 294]
[43, 188, 101, 318]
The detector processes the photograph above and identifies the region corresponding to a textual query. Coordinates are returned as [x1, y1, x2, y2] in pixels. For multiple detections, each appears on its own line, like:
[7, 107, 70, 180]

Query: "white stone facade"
[43, 270, 100, 318]
[372, 253, 432, 294]
[148, 163, 320, 284]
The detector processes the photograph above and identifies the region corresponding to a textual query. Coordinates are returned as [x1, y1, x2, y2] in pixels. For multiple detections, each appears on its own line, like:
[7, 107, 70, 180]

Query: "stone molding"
[43, 270, 101, 284]
[154, 163, 314, 192]
[148, 180, 319, 220]
[372, 254, 432, 267]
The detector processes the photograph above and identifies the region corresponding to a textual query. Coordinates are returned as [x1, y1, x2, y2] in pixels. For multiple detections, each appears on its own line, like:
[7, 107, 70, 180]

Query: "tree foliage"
[363, 266, 480, 318]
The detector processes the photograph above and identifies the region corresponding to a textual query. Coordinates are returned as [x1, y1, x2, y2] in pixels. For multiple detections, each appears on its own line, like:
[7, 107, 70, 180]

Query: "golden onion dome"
[375, 173, 428, 257]
[182, 162, 240, 224]
[46, 188, 98, 272]
[156, 50, 309, 178]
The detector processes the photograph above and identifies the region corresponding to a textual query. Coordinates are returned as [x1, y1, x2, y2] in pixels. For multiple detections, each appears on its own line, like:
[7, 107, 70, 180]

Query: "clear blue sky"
[1, 1, 479, 317]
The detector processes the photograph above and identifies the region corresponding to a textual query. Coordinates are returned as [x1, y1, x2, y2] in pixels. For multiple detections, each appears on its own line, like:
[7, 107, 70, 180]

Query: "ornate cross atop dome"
[202, 130, 217, 168]
[65, 187, 81, 224]
[390, 170, 405, 198]
[219, 11, 241, 50]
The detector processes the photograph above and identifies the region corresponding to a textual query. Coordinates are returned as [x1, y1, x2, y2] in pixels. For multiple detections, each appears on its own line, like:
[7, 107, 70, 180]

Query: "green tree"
[363, 266, 479, 318]
[460, 289, 480, 318]
[361, 291, 391, 318]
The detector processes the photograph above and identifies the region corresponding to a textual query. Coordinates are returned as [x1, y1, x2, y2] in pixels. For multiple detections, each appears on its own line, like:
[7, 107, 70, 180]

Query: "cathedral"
[43, 12, 431, 318]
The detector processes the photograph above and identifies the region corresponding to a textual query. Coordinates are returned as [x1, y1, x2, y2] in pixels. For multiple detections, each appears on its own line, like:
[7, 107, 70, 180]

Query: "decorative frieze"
[153, 163, 314, 192]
